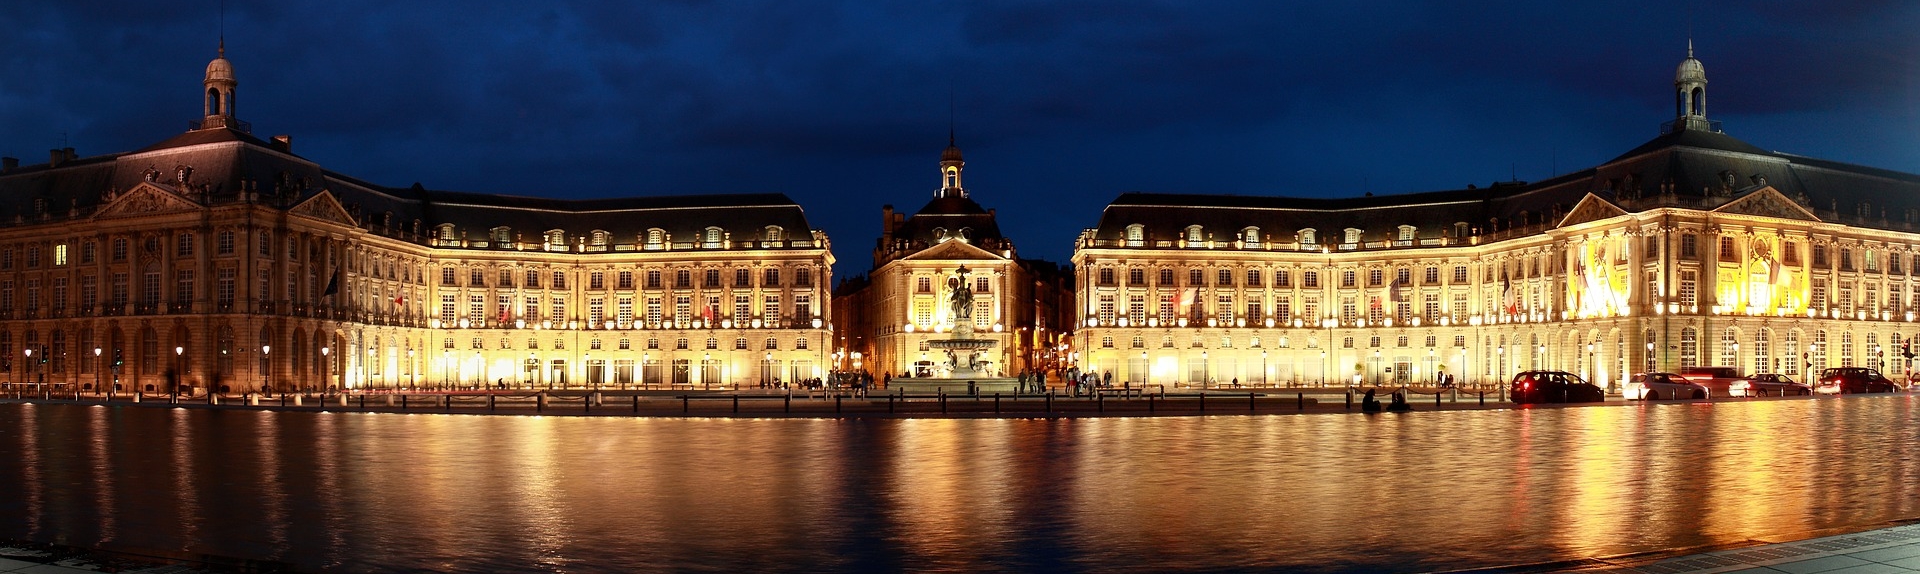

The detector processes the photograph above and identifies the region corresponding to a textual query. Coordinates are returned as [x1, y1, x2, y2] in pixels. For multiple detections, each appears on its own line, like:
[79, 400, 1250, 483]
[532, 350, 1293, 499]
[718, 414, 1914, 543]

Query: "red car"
[1814, 368, 1901, 394]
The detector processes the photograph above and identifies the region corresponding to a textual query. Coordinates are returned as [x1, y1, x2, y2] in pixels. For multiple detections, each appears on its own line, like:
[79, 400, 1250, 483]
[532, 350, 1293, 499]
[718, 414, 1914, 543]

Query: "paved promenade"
[1526, 521, 1920, 573]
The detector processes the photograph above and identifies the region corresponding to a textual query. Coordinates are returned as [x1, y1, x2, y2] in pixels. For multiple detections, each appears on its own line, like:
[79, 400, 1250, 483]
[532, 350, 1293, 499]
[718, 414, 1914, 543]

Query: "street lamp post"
[1200, 351, 1209, 389]
[93, 347, 102, 397]
[1141, 350, 1149, 387]
[762, 352, 772, 388]
[22, 349, 32, 391]
[1373, 349, 1382, 386]
[1319, 350, 1327, 387]
[174, 346, 185, 398]
[406, 349, 414, 389]
[319, 346, 330, 393]
[1585, 342, 1595, 382]
[1261, 350, 1268, 387]
[261, 345, 271, 394]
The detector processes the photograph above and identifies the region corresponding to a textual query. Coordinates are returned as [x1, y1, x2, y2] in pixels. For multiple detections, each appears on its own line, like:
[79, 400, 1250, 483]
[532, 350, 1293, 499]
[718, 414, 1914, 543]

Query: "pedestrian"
[1361, 388, 1381, 412]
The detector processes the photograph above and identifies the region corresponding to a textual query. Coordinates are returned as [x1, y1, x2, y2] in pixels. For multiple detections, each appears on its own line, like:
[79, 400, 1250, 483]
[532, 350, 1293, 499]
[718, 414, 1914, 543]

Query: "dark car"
[1510, 370, 1605, 404]
[1815, 368, 1901, 394]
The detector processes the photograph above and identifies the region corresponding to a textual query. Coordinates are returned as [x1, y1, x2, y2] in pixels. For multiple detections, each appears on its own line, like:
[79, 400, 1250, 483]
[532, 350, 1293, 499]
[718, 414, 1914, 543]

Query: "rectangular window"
[175, 271, 194, 304]
[1303, 271, 1317, 288]
[762, 268, 780, 287]
[551, 297, 566, 322]
[1159, 269, 1175, 286]
[617, 271, 634, 290]
[1679, 271, 1696, 308]
[553, 271, 568, 290]
[1452, 266, 1468, 284]
[976, 276, 990, 293]
[674, 295, 692, 324]
[1813, 245, 1828, 267]
[1158, 294, 1174, 321]
[52, 244, 66, 266]
[469, 295, 485, 321]
[1097, 295, 1115, 325]
[1341, 271, 1356, 288]
[1680, 235, 1697, 259]
[1369, 269, 1384, 287]
[647, 270, 663, 289]
[524, 295, 541, 321]
[1719, 236, 1737, 262]
[704, 269, 721, 288]
[1189, 269, 1204, 286]
[590, 271, 605, 290]
[1245, 269, 1261, 287]
[440, 296, 457, 323]
[471, 269, 486, 287]
[1424, 267, 1439, 284]
[763, 295, 781, 323]
[1217, 269, 1233, 287]
[1129, 268, 1145, 286]
[216, 268, 235, 305]
[1812, 284, 1828, 312]
[1276, 298, 1291, 323]
[1276, 270, 1290, 287]
[588, 297, 605, 327]
[617, 297, 633, 325]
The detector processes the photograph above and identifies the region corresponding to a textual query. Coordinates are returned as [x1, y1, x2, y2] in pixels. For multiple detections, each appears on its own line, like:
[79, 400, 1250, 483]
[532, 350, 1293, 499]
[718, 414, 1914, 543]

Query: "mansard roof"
[1089, 127, 1920, 247]
[0, 125, 818, 245]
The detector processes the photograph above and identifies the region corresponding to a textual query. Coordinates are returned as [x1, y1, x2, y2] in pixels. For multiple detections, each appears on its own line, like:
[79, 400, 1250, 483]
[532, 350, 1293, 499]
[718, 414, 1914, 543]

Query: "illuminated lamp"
[904, 323, 915, 333]
[1265, 318, 1275, 328]
[1178, 318, 1189, 328]
[459, 318, 470, 329]
[1235, 319, 1245, 328]
[1206, 318, 1217, 327]
[542, 320, 553, 329]
[992, 323, 1003, 333]
[1088, 318, 1100, 328]
[1148, 318, 1159, 327]
[812, 318, 823, 328]
[1118, 317, 1129, 327]
[515, 319, 525, 329]
[431, 319, 442, 329]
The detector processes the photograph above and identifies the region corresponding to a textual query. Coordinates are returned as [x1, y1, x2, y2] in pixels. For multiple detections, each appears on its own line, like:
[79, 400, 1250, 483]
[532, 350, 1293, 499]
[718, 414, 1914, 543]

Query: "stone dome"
[205, 55, 235, 84]
[1674, 55, 1705, 84]
[941, 144, 963, 163]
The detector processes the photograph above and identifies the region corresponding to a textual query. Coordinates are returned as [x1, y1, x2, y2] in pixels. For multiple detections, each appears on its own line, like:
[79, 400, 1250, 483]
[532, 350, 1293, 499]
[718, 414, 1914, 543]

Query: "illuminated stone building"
[0, 47, 834, 393]
[831, 138, 1068, 379]
[1072, 48, 1920, 389]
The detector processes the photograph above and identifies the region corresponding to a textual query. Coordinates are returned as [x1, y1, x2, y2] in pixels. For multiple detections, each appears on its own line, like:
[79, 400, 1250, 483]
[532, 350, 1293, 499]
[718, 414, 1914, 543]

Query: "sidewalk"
[1545, 521, 1920, 573]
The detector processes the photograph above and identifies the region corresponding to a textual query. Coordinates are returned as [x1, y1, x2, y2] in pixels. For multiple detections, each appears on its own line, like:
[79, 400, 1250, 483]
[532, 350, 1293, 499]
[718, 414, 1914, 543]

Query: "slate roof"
[0, 125, 816, 245]
[1088, 125, 1920, 246]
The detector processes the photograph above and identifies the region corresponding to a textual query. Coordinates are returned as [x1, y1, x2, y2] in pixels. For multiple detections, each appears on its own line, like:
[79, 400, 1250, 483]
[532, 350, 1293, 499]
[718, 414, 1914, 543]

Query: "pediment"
[900, 239, 1005, 262]
[1556, 193, 1629, 228]
[288, 190, 358, 227]
[1711, 186, 1820, 222]
[94, 182, 202, 219]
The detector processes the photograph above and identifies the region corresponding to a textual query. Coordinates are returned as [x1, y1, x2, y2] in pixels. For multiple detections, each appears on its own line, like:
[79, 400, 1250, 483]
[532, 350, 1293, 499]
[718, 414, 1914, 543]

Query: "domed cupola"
[937, 132, 966, 198]
[1671, 40, 1712, 133]
[200, 41, 239, 129]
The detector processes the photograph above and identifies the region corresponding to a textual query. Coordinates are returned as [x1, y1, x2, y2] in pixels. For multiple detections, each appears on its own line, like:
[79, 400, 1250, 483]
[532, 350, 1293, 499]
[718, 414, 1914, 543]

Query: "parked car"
[1814, 368, 1901, 394]
[1509, 370, 1606, 404]
[1625, 372, 1709, 400]
[1680, 366, 1748, 397]
[1729, 373, 1811, 397]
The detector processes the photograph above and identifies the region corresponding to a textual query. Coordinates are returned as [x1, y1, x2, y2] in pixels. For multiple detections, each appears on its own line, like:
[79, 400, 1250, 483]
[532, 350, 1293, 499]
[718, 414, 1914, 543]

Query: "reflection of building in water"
[0, 46, 833, 392]
[1074, 47, 1920, 389]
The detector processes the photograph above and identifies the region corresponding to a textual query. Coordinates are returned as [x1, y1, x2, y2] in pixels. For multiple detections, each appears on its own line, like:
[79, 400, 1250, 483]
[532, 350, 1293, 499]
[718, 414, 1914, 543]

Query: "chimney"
[49, 149, 64, 167]
[1, 157, 16, 172]
[271, 135, 292, 153]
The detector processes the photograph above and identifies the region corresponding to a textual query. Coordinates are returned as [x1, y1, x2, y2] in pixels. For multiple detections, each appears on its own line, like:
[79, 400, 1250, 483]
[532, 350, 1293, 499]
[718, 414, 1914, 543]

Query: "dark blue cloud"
[0, 1, 1914, 268]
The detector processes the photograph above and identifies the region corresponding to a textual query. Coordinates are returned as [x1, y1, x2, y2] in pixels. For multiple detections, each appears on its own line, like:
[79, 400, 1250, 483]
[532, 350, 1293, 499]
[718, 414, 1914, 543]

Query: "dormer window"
[763, 226, 783, 243]
[1453, 222, 1470, 238]
[1344, 228, 1363, 244]
[544, 229, 567, 251]
[1299, 229, 1317, 245]
[1184, 225, 1204, 244]
[1241, 227, 1261, 246]
[1397, 225, 1416, 241]
[932, 227, 949, 242]
[1124, 224, 1145, 246]
[490, 226, 513, 245]
[589, 230, 611, 249]
[436, 223, 458, 245]
[644, 228, 665, 249]
[702, 227, 724, 248]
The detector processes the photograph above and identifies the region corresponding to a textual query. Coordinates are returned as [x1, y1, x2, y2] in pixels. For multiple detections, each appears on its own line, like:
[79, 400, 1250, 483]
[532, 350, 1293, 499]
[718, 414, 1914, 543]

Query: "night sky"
[3, 2, 1916, 271]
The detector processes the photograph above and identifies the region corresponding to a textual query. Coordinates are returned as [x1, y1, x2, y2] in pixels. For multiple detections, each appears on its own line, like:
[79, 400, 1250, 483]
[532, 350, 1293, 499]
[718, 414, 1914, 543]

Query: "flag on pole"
[1501, 278, 1518, 315]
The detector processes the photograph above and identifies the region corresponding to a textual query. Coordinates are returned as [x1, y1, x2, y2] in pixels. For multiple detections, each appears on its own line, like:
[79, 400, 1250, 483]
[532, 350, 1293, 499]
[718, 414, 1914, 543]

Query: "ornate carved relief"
[287, 191, 358, 227]
[1712, 187, 1820, 222]
[94, 183, 202, 219]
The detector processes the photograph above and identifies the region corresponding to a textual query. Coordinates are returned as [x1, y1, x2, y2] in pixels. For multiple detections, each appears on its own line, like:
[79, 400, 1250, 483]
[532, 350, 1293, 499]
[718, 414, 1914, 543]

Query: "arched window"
[490, 226, 512, 244]
[644, 228, 665, 249]
[436, 224, 457, 244]
[763, 226, 783, 243]
[1344, 228, 1363, 244]
[589, 230, 611, 249]
[702, 227, 723, 248]
[932, 227, 948, 241]
[1184, 225, 1204, 243]
[1124, 224, 1145, 246]
[1680, 327, 1698, 369]
[1397, 225, 1417, 241]
[1721, 327, 1738, 367]
[1242, 227, 1261, 247]
[544, 229, 567, 251]
[1299, 229, 1317, 245]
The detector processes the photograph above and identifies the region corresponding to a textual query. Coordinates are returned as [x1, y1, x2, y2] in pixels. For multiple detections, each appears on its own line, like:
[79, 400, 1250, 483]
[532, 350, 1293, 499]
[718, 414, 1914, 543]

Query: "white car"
[1626, 372, 1709, 400]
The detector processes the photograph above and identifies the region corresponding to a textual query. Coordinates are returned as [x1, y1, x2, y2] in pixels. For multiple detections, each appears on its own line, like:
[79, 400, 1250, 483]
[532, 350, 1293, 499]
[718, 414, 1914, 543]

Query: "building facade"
[831, 139, 1069, 379]
[0, 47, 834, 393]
[1072, 49, 1920, 389]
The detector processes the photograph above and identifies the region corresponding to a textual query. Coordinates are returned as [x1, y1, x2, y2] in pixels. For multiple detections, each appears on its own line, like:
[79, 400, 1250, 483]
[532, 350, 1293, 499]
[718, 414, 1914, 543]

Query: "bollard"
[733, 395, 739, 413]
[836, 395, 842, 414]
[488, 394, 496, 411]
[940, 390, 947, 414]
[785, 394, 791, 413]
[1346, 390, 1353, 410]
[1249, 392, 1256, 412]
[633, 395, 640, 413]
[1199, 392, 1206, 412]
[889, 393, 895, 414]
[994, 393, 1000, 414]
[1298, 392, 1304, 410]
[401, 394, 408, 410]
[1098, 392, 1104, 413]
[1045, 391, 1051, 415]
[1149, 394, 1155, 413]
[683, 395, 689, 413]
[584, 394, 591, 413]
[445, 395, 452, 412]
[359, 394, 366, 409]
[1479, 392, 1485, 405]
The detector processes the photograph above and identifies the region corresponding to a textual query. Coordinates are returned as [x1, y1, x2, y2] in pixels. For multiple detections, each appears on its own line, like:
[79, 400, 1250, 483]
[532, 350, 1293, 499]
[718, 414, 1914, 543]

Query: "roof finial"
[1687, 38, 1693, 58]
[218, 0, 226, 57]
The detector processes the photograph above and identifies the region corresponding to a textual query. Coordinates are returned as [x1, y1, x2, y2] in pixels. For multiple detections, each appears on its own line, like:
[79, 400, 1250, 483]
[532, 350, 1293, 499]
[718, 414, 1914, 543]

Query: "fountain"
[890, 265, 1021, 395]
